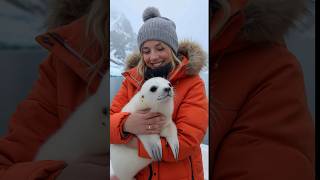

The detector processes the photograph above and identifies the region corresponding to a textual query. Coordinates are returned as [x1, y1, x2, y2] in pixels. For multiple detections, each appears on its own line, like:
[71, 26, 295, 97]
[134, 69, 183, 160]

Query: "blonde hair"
[137, 43, 181, 79]
[85, 0, 108, 93]
[45, 0, 106, 95]
[86, 0, 106, 48]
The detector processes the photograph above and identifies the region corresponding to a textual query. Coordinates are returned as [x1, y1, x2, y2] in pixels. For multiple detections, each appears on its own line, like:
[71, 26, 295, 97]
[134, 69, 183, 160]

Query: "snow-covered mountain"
[110, 10, 137, 76]
[0, 1, 46, 49]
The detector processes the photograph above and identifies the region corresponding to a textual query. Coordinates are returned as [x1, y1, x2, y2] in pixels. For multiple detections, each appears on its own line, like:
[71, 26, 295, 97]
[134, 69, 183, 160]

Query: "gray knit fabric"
[137, 7, 178, 54]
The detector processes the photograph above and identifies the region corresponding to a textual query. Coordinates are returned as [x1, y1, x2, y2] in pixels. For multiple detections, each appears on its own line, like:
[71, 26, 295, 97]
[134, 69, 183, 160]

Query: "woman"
[210, 0, 314, 179]
[110, 7, 208, 180]
[0, 0, 108, 179]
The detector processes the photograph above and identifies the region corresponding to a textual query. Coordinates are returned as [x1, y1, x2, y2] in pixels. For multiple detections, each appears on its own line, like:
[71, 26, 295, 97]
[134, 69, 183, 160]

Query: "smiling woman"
[110, 6, 208, 180]
[141, 41, 172, 69]
[138, 41, 181, 80]
[110, 0, 208, 77]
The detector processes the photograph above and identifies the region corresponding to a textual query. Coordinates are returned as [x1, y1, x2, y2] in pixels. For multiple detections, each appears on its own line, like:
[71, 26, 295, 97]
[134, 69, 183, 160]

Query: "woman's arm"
[110, 79, 134, 144]
[0, 54, 109, 180]
[0, 55, 67, 179]
[213, 48, 315, 179]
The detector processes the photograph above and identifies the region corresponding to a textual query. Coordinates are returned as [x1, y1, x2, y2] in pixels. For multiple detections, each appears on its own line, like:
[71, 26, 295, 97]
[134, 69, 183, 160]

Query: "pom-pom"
[143, 7, 161, 22]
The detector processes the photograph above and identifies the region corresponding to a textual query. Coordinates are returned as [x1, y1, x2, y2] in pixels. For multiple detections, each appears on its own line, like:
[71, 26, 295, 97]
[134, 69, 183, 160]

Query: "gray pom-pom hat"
[137, 7, 178, 54]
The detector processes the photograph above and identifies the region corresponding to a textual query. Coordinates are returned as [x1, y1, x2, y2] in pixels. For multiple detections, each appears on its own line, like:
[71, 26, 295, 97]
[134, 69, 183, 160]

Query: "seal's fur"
[111, 77, 179, 180]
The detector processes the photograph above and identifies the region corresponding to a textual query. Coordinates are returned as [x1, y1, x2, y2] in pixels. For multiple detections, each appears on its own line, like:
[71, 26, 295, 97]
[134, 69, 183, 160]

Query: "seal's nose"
[164, 87, 171, 92]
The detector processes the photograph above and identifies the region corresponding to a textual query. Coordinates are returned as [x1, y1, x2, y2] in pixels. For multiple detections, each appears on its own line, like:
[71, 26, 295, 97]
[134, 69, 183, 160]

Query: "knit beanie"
[137, 7, 178, 54]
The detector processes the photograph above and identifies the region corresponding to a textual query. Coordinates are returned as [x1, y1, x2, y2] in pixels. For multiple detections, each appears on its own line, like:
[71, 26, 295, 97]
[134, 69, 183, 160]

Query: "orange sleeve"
[0, 55, 68, 179]
[138, 77, 209, 161]
[0, 160, 66, 180]
[110, 79, 133, 144]
[213, 50, 315, 179]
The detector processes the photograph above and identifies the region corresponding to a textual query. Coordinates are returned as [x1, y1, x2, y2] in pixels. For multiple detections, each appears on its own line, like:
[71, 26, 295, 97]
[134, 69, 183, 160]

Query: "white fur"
[110, 77, 179, 180]
[34, 74, 108, 163]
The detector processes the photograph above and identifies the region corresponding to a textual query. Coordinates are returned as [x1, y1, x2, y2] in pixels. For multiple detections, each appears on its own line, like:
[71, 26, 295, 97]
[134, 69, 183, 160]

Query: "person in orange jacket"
[110, 7, 209, 180]
[210, 0, 315, 179]
[0, 0, 108, 179]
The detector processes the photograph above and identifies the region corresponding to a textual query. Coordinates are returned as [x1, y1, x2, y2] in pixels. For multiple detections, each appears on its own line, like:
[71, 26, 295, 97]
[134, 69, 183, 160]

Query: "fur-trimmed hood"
[223, 0, 311, 42]
[124, 40, 207, 76]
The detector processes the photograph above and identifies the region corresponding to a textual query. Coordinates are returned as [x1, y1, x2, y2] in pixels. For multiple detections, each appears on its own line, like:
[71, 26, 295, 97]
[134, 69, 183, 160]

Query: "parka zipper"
[189, 156, 194, 180]
[47, 32, 105, 77]
[148, 164, 153, 180]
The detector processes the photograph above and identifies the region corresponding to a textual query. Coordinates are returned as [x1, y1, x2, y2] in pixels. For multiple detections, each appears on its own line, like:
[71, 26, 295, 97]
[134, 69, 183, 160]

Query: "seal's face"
[141, 77, 174, 106]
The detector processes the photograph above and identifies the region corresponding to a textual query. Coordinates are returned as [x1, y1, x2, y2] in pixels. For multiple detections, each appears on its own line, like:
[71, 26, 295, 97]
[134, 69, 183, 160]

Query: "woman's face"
[141, 40, 172, 69]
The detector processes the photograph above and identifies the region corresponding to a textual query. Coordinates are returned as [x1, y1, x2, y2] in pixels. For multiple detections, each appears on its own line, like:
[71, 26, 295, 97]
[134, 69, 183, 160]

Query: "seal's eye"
[150, 86, 158, 92]
[168, 83, 172, 87]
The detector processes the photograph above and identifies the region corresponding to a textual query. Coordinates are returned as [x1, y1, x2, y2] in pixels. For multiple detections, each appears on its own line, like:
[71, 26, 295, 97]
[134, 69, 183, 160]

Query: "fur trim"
[241, 0, 310, 42]
[46, 0, 94, 28]
[125, 53, 141, 70]
[124, 40, 207, 75]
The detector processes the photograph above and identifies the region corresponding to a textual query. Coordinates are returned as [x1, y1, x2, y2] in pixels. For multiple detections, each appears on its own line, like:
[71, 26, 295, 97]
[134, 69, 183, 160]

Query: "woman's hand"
[124, 109, 166, 135]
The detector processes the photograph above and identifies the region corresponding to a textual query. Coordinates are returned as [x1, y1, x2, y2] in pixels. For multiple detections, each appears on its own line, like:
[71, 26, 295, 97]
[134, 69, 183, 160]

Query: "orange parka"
[110, 41, 209, 180]
[211, 0, 315, 179]
[0, 17, 106, 179]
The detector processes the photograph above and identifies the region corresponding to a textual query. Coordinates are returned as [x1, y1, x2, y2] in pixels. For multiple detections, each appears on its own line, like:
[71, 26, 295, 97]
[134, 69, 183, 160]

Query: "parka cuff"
[110, 112, 133, 144]
[119, 113, 133, 141]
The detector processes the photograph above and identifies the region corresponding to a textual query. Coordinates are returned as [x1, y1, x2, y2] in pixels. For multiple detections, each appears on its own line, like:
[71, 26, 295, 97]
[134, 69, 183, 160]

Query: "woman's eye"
[141, 48, 150, 54]
[142, 50, 150, 54]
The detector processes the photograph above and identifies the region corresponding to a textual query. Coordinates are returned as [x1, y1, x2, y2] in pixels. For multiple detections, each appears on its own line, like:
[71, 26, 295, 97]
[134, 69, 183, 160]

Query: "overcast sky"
[110, 0, 209, 53]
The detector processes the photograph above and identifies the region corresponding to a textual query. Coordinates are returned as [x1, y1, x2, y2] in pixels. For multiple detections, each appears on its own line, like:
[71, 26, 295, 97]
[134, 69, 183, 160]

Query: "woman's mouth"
[151, 61, 164, 68]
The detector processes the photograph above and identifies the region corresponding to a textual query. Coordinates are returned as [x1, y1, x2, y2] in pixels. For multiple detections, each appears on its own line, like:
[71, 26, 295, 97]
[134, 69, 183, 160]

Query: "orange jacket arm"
[213, 48, 315, 179]
[110, 78, 133, 144]
[0, 55, 67, 179]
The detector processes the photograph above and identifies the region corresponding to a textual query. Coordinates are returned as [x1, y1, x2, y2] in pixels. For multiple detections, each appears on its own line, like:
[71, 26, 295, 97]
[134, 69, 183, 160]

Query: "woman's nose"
[150, 51, 159, 60]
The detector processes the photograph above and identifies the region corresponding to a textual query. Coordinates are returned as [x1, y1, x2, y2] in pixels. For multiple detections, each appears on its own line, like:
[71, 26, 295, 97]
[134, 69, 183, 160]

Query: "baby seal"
[110, 77, 179, 180]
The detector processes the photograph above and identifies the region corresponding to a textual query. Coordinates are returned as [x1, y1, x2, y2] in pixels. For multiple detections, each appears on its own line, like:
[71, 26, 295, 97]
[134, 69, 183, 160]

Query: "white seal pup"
[110, 77, 179, 180]
[34, 74, 108, 163]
